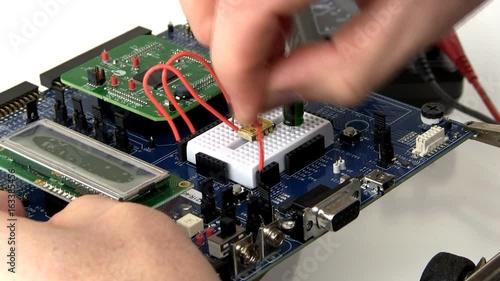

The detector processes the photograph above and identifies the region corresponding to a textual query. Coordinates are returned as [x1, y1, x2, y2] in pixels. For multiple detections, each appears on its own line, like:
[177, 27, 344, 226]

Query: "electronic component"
[0, 119, 170, 201]
[285, 135, 325, 175]
[257, 183, 274, 225]
[237, 117, 276, 142]
[0, 81, 40, 120]
[373, 112, 395, 168]
[87, 67, 106, 86]
[133, 68, 177, 89]
[421, 102, 446, 125]
[208, 223, 246, 259]
[288, 178, 361, 242]
[92, 105, 111, 143]
[178, 120, 221, 162]
[128, 79, 136, 91]
[41, 27, 152, 88]
[72, 97, 90, 133]
[231, 234, 260, 276]
[61, 35, 220, 122]
[363, 170, 395, 194]
[339, 158, 346, 170]
[200, 178, 220, 223]
[174, 85, 191, 100]
[187, 109, 334, 187]
[132, 56, 140, 68]
[256, 220, 285, 259]
[256, 162, 280, 187]
[195, 233, 205, 246]
[114, 112, 131, 153]
[53, 89, 70, 126]
[333, 158, 346, 174]
[246, 195, 263, 240]
[283, 102, 304, 127]
[333, 161, 341, 174]
[26, 99, 39, 124]
[101, 50, 109, 62]
[221, 188, 237, 220]
[195, 152, 229, 184]
[412, 126, 449, 157]
[110, 75, 119, 87]
[339, 127, 361, 145]
[176, 213, 204, 238]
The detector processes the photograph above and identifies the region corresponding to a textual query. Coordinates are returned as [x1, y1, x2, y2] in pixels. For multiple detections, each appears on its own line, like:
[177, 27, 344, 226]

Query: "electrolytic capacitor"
[283, 102, 304, 127]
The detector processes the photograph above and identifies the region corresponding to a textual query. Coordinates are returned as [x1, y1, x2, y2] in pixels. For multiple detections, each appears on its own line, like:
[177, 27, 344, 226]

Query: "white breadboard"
[186, 109, 334, 188]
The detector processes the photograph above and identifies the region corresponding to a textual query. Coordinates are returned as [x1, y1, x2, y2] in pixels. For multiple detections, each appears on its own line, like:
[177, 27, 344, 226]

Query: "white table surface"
[1, 1, 499, 280]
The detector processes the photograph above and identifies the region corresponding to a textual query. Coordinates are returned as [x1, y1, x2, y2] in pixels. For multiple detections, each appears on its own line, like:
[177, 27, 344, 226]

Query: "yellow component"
[237, 117, 275, 142]
[34, 179, 46, 186]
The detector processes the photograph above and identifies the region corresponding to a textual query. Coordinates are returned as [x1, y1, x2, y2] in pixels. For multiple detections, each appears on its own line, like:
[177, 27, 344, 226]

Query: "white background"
[0, 1, 499, 280]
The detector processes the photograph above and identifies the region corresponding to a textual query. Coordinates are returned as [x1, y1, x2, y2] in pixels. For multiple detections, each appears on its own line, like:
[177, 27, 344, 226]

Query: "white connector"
[412, 126, 448, 157]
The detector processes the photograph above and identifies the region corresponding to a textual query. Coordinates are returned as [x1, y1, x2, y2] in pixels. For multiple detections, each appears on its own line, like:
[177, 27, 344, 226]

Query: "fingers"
[210, 0, 316, 124]
[267, 0, 487, 107]
[180, 0, 216, 45]
[0, 191, 26, 217]
[49, 195, 119, 227]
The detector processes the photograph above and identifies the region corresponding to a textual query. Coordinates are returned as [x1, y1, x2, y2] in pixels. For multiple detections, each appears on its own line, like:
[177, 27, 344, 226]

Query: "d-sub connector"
[290, 178, 361, 241]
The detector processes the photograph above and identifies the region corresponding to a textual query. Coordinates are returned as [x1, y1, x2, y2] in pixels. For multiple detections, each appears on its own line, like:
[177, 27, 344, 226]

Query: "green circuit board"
[60, 35, 220, 121]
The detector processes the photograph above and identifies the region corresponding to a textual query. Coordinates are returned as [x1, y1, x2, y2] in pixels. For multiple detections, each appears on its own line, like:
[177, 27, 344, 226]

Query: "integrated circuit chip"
[0, 119, 170, 201]
[133, 69, 178, 89]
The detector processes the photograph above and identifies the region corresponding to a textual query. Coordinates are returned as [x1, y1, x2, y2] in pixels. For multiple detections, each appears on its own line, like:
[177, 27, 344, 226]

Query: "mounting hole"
[178, 181, 192, 188]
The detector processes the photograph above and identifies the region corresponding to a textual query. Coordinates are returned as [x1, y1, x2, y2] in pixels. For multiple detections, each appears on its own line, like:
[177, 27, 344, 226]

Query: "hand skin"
[0, 192, 219, 281]
[180, 0, 487, 124]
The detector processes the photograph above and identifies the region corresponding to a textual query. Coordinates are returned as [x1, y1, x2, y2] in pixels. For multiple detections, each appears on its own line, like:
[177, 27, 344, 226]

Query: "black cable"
[414, 53, 498, 124]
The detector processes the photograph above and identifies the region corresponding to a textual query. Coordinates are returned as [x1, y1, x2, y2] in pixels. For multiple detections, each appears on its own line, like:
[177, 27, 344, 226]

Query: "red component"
[205, 226, 214, 238]
[128, 79, 136, 91]
[110, 75, 118, 87]
[132, 56, 140, 68]
[101, 50, 109, 62]
[195, 233, 204, 246]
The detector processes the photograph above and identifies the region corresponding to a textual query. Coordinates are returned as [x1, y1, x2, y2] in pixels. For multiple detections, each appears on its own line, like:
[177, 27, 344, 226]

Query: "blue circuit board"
[0, 27, 472, 280]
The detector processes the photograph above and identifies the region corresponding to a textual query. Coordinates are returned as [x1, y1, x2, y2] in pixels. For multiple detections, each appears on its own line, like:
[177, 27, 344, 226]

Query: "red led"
[110, 75, 118, 87]
[132, 56, 140, 68]
[101, 50, 109, 62]
[128, 79, 136, 91]
[195, 233, 204, 246]
[205, 227, 214, 238]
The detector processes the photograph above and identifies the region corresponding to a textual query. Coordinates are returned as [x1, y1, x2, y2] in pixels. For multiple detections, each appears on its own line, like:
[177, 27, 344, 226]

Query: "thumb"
[0, 191, 26, 217]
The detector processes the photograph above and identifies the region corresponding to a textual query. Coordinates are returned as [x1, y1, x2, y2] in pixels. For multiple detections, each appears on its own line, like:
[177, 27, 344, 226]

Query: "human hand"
[180, 0, 485, 124]
[0, 192, 219, 281]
